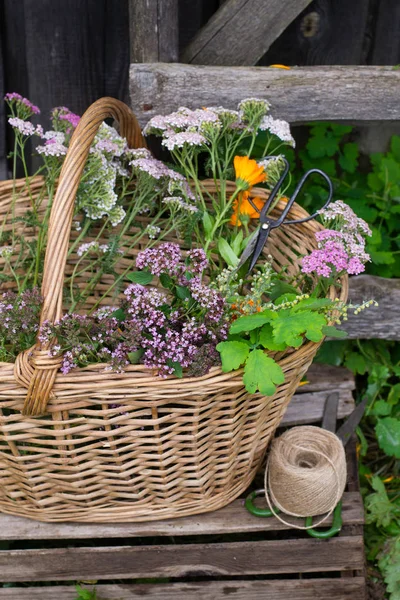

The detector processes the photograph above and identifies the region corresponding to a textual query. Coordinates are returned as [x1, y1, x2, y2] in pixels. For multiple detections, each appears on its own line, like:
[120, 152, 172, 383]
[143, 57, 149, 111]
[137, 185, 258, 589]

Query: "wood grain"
[182, 0, 313, 66]
[0, 491, 362, 540]
[129, 63, 400, 125]
[0, 578, 368, 599]
[129, 0, 179, 63]
[0, 536, 364, 581]
[259, 0, 371, 67]
[343, 275, 400, 339]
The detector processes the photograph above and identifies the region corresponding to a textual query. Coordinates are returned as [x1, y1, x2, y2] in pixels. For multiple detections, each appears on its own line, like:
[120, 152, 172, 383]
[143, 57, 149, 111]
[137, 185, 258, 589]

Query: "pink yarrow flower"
[302, 201, 372, 278]
[4, 92, 40, 115]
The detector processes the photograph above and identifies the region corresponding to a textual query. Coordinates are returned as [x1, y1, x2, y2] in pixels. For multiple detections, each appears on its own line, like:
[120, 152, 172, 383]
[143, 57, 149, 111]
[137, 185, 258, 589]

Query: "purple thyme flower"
[187, 248, 209, 273]
[136, 242, 182, 276]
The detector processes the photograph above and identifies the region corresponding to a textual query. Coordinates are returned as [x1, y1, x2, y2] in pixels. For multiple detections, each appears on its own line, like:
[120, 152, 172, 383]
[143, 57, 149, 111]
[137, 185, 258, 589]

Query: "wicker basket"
[0, 98, 348, 522]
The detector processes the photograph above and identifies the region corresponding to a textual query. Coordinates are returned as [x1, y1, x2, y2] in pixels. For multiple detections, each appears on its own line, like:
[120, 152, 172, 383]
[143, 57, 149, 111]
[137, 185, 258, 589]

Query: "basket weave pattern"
[0, 98, 348, 522]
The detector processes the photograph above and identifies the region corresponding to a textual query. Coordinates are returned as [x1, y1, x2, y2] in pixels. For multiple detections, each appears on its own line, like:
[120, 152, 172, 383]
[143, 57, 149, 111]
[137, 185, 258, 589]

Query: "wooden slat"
[0, 536, 364, 581]
[371, 0, 400, 65]
[0, 19, 7, 180]
[129, 63, 400, 125]
[0, 491, 363, 540]
[129, 0, 179, 63]
[182, 0, 313, 66]
[259, 0, 371, 67]
[0, 578, 367, 599]
[343, 275, 400, 339]
[299, 364, 355, 392]
[283, 389, 354, 426]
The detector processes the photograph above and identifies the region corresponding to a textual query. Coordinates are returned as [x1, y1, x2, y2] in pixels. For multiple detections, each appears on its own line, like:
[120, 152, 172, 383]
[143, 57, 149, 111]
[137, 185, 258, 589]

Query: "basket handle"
[18, 97, 146, 416]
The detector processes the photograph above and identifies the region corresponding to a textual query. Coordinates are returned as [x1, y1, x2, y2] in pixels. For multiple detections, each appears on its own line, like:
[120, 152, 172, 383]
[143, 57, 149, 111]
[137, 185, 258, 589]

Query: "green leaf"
[291, 297, 334, 311]
[367, 172, 383, 192]
[368, 250, 395, 265]
[127, 349, 144, 364]
[110, 308, 126, 322]
[390, 135, 400, 161]
[378, 537, 400, 599]
[229, 310, 276, 334]
[344, 352, 367, 375]
[371, 400, 392, 417]
[176, 285, 191, 300]
[232, 230, 244, 256]
[365, 476, 396, 527]
[339, 142, 359, 173]
[315, 340, 347, 366]
[216, 341, 250, 372]
[259, 323, 287, 351]
[170, 361, 183, 378]
[269, 280, 299, 301]
[159, 273, 174, 289]
[126, 270, 153, 285]
[202, 210, 214, 238]
[272, 310, 327, 347]
[375, 417, 400, 458]
[356, 426, 368, 457]
[243, 350, 285, 395]
[218, 238, 239, 267]
[322, 325, 348, 339]
[388, 383, 400, 406]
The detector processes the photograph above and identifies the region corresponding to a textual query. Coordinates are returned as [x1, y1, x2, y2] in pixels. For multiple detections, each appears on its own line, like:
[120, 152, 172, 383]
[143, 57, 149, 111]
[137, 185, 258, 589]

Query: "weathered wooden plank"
[129, 63, 400, 125]
[0, 536, 364, 581]
[283, 389, 354, 426]
[178, 0, 219, 53]
[182, 0, 313, 66]
[0, 20, 7, 180]
[129, 0, 179, 63]
[259, 0, 371, 67]
[342, 275, 400, 339]
[0, 491, 362, 540]
[300, 364, 354, 392]
[0, 578, 368, 599]
[371, 0, 400, 65]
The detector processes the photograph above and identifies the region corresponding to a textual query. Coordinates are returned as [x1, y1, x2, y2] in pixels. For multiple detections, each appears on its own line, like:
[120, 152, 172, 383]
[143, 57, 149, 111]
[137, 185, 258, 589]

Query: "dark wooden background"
[1, 0, 399, 179]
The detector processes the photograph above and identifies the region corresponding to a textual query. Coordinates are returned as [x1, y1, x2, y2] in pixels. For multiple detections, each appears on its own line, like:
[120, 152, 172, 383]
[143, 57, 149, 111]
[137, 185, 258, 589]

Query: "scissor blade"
[322, 392, 339, 433]
[248, 226, 270, 272]
[336, 396, 368, 446]
[236, 228, 259, 269]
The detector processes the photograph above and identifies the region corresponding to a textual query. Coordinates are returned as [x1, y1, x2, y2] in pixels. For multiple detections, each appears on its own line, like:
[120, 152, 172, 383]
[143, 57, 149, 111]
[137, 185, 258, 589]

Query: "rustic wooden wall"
[1, 0, 400, 176]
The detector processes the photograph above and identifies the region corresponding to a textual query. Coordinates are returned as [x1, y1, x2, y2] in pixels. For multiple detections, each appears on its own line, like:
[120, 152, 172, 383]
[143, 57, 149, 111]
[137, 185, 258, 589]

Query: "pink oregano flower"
[301, 201, 371, 278]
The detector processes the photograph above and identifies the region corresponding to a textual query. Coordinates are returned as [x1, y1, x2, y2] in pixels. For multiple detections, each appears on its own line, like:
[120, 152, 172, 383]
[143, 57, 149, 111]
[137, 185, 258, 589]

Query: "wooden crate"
[0, 364, 366, 599]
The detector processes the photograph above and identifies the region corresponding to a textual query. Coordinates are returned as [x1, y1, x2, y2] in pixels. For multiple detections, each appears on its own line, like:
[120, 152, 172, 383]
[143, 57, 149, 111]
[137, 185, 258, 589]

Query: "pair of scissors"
[245, 391, 368, 538]
[237, 156, 333, 273]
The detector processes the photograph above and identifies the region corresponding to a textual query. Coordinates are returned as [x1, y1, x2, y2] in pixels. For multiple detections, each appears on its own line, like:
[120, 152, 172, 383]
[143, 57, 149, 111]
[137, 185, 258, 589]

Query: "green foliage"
[378, 537, 400, 599]
[365, 477, 398, 528]
[218, 296, 337, 395]
[375, 418, 400, 458]
[243, 350, 285, 396]
[75, 586, 97, 600]
[299, 125, 400, 598]
[288, 124, 400, 278]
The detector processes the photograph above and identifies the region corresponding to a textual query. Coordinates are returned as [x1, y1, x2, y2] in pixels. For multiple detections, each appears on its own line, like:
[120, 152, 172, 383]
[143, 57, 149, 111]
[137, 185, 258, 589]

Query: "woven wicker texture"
[0, 98, 348, 522]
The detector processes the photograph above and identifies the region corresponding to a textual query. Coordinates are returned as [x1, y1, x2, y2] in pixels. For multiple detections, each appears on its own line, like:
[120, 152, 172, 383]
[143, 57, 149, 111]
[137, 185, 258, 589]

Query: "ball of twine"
[264, 425, 347, 530]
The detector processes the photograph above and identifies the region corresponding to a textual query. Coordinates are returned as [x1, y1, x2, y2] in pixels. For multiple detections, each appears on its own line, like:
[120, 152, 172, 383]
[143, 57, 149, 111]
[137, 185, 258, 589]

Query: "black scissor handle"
[283, 168, 333, 225]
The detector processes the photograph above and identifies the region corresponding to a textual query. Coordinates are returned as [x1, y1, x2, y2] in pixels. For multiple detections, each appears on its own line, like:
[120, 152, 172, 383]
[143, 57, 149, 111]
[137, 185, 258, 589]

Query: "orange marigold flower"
[269, 64, 291, 70]
[230, 191, 264, 226]
[234, 155, 266, 191]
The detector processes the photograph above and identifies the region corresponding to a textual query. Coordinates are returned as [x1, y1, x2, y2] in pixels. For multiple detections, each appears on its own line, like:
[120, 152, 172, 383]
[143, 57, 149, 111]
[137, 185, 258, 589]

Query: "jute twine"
[264, 425, 347, 530]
